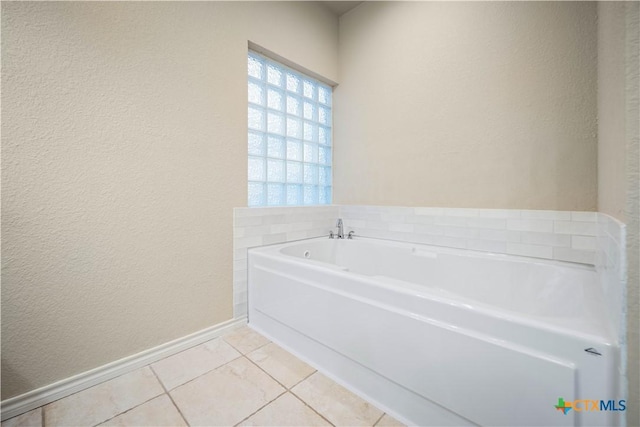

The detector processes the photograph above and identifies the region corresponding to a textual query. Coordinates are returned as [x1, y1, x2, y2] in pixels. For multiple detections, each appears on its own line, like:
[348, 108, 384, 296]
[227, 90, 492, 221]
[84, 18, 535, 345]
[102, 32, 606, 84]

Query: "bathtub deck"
[1, 326, 403, 427]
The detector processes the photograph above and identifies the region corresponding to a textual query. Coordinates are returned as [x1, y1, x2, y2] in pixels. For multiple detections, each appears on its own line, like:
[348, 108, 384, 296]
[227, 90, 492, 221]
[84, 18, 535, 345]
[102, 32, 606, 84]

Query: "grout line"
[28, 358, 190, 427]
[235, 337, 334, 427]
[149, 366, 191, 427]
[41, 366, 166, 427]
[145, 324, 259, 394]
[137, 328, 286, 425]
[243, 354, 290, 391]
[91, 393, 164, 427]
[289, 369, 386, 427]
[19, 367, 171, 427]
[221, 329, 271, 356]
[164, 393, 190, 427]
[288, 368, 317, 390]
[17, 365, 151, 425]
[241, 330, 372, 427]
[289, 388, 335, 427]
[372, 412, 386, 426]
[151, 338, 287, 427]
[224, 340, 271, 356]
[240, 337, 317, 393]
[233, 390, 288, 427]
[163, 353, 245, 393]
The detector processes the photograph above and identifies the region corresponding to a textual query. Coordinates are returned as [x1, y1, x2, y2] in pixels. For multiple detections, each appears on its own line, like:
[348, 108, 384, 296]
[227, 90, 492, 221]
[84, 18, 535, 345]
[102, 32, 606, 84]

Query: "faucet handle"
[347, 231, 356, 239]
[329, 230, 335, 239]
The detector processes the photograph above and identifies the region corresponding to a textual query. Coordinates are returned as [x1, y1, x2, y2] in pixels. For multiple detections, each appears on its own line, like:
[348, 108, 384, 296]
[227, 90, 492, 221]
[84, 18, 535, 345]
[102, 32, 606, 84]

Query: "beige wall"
[1, 1, 337, 399]
[3, 0, 637, 419]
[598, 2, 628, 221]
[597, 2, 640, 425]
[334, 1, 597, 210]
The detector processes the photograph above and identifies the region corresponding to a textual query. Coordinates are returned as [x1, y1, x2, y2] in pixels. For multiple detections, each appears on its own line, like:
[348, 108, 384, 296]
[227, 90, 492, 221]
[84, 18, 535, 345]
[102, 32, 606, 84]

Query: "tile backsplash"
[233, 205, 338, 318]
[339, 206, 598, 264]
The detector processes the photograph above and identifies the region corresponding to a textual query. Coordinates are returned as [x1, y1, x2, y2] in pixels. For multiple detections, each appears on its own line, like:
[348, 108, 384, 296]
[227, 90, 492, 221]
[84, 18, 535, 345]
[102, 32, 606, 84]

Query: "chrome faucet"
[336, 218, 344, 239]
[329, 218, 353, 239]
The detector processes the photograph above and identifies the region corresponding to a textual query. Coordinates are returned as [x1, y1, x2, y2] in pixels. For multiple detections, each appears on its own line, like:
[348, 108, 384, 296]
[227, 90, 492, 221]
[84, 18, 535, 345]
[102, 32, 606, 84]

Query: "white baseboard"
[0, 317, 247, 421]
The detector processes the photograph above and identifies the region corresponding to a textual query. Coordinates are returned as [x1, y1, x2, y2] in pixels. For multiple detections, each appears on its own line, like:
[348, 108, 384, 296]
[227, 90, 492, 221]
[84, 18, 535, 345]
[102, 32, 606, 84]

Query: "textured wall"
[334, 1, 597, 210]
[597, 3, 640, 424]
[622, 3, 639, 425]
[1, 1, 337, 399]
[598, 2, 628, 221]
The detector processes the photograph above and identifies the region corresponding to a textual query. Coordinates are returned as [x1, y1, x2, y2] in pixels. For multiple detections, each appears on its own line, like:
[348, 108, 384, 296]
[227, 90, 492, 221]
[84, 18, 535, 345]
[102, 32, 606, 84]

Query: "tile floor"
[2, 326, 405, 427]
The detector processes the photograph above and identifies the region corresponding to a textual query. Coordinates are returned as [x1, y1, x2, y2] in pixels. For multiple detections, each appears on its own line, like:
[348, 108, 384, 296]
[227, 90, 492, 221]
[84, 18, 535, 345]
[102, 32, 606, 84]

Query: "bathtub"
[248, 237, 619, 427]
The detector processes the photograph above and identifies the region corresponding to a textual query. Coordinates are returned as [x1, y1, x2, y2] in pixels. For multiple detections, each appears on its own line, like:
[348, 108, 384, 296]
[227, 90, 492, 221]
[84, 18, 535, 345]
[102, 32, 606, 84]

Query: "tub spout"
[336, 218, 344, 239]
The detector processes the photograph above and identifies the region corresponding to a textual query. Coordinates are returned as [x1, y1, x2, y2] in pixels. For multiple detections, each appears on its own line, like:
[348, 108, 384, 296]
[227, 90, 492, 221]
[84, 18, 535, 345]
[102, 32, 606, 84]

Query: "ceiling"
[320, 1, 363, 16]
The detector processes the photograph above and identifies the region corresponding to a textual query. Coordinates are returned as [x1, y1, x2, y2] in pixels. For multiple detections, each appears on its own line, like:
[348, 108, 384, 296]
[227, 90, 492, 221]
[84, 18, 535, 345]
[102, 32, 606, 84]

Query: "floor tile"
[1, 408, 41, 427]
[292, 372, 383, 427]
[247, 342, 316, 388]
[98, 395, 186, 426]
[43, 367, 164, 427]
[239, 392, 330, 426]
[151, 338, 241, 390]
[9, 329, 392, 427]
[223, 326, 270, 354]
[376, 413, 406, 427]
[170, 357, 285, 426]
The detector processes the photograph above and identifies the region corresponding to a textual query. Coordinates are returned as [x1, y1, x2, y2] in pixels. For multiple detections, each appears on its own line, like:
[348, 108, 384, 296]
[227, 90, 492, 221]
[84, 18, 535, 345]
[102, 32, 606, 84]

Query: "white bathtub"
[248, 237, 619, 426]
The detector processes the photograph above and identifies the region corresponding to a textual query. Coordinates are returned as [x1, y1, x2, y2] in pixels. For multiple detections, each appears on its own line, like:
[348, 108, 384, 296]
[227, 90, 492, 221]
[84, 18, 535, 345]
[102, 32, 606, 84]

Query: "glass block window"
[248, 51, 332, 206]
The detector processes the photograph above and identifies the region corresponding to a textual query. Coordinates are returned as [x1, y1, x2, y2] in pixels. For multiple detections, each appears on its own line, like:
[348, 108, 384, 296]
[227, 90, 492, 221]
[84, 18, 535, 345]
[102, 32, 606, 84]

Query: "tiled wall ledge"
[340, 206, 598, 265]
[233, 205, 339, 317]
[597, 214, 627, 342]
[596, 213, 627, 408]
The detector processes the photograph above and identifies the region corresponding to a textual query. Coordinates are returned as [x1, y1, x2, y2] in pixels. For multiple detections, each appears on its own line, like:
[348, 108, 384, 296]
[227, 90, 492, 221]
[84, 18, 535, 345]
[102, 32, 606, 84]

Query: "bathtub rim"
[256, 235, 596, 271]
